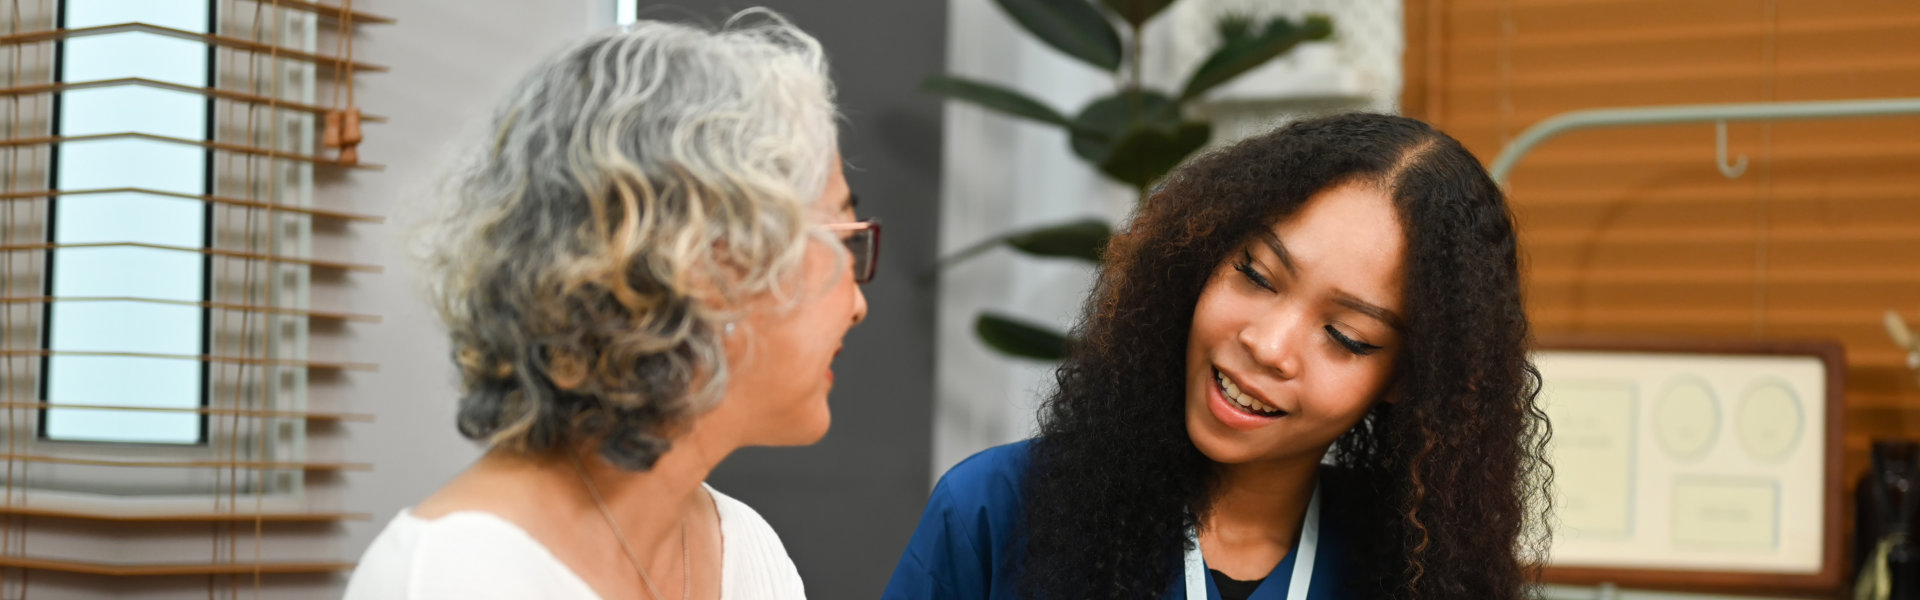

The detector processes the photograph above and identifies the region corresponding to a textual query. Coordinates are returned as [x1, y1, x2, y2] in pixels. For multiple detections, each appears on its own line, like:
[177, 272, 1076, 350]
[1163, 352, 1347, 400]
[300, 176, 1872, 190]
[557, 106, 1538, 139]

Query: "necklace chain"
[571, 454, 691, 600]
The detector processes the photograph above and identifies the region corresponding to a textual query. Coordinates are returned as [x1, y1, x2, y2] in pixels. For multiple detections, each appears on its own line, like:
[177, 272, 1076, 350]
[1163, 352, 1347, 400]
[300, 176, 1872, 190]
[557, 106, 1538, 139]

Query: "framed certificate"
[1534, 336, 1846, 596]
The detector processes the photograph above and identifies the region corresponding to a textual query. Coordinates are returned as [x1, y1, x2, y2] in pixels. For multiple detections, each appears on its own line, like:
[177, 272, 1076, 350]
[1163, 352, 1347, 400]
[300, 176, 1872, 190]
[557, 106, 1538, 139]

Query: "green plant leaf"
[1099, 0, 1175, 28]
[1178, 14, 1334, 102]
[976, 312, 1071, 361]
[1098, 121, 1211, 189]
[1068, 90, 1180, 165]
[1003, 218, 1111, 263]
[993, 0, 1124, 72]
[922, 75, 1073, 127]
[1214, 12, 1258, 43]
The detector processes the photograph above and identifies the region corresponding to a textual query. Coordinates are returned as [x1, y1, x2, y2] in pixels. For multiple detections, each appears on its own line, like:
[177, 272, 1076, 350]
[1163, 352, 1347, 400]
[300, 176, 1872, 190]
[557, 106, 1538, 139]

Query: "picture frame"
[1534, 335, 1847, 596]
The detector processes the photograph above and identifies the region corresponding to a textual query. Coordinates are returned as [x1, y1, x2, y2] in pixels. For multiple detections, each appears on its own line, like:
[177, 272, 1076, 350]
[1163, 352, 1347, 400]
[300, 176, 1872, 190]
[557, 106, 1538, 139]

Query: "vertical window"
[0, 0, 387, 587]
[616, 1, 636, 26]
[41, 0, 212, 444]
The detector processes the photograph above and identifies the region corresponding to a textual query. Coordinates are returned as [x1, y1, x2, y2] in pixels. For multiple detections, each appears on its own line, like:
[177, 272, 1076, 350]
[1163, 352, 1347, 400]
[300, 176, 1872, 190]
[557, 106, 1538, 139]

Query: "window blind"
[1405, 0, 1920, 495]
[0, 0, 386, 595]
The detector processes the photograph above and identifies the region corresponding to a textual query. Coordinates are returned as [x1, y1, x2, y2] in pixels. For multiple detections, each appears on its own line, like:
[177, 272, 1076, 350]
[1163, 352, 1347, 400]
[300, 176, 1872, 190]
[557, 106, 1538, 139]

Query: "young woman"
[884, 113, 1549, 600]
[345, 13, 876, 600]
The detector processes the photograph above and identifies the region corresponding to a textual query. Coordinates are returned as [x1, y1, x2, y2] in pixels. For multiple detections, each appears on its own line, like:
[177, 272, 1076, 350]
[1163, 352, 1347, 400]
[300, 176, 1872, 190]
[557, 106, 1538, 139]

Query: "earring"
[724, 322, 736, 336]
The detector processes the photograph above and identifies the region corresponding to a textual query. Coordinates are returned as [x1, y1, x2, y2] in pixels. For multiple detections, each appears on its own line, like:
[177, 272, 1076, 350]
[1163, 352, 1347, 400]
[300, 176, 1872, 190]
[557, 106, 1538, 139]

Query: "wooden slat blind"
[0, 0, 388, 595]
[0, 22, 390, 72]
[1406, 0, 1920, 492]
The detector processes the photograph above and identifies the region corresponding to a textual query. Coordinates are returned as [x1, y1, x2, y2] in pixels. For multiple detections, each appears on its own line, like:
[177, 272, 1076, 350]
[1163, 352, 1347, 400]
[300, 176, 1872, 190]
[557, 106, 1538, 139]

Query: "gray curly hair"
[422, 11, 838, 470]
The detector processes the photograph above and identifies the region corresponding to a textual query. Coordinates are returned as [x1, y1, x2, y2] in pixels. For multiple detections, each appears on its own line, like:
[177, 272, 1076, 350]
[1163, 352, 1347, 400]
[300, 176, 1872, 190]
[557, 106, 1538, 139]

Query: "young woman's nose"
[1237, 305, 1306, 380]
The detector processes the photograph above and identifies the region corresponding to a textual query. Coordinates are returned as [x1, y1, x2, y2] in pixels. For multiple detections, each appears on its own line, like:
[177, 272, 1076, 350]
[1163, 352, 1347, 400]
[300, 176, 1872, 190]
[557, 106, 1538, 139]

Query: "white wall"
[931, 0, 1137, 479]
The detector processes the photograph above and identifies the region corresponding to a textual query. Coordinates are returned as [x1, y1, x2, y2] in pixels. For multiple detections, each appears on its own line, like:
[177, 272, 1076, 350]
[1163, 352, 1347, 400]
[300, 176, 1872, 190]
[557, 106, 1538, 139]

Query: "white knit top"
[343, 484, 806, 599]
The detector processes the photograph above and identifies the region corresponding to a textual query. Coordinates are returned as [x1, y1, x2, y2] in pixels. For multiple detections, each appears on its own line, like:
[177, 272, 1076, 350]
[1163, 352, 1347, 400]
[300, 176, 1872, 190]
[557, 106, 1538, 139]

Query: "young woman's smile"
[1207, 366, 1287, 430]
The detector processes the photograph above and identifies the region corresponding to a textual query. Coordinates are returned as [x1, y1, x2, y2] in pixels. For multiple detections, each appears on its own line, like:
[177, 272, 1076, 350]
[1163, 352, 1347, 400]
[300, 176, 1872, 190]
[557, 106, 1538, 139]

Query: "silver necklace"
[571, 454, 690, 600]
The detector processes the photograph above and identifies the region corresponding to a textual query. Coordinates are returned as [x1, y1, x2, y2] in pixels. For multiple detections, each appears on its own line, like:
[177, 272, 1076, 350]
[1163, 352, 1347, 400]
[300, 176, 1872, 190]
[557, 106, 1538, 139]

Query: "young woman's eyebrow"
[1333, 291, 1406, 332]
[1256, 231, 1297, 277]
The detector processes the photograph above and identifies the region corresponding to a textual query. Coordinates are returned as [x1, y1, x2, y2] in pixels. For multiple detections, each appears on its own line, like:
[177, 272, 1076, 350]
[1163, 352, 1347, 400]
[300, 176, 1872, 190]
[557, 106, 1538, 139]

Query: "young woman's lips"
[1206, 369, 1285, 431]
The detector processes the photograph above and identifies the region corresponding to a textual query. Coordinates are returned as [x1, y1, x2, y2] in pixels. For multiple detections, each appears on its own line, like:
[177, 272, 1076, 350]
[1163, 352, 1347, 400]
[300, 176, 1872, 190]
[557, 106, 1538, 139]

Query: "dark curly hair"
[1019, 113, 1550, 599]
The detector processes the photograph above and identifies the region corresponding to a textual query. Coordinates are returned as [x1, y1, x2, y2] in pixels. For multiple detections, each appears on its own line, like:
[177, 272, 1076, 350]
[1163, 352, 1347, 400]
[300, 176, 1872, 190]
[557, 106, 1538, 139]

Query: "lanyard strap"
[1184, 482, 1321, 600]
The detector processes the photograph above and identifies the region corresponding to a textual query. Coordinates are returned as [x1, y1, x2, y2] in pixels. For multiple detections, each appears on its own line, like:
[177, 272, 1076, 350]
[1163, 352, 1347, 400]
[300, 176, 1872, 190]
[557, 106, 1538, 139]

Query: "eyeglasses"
[819, 219, 881, 284]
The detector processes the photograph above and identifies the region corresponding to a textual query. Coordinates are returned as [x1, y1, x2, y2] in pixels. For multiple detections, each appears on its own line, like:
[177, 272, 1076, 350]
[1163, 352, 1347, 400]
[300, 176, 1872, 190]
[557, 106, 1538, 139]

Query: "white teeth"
[1215, 369, 1281, 415]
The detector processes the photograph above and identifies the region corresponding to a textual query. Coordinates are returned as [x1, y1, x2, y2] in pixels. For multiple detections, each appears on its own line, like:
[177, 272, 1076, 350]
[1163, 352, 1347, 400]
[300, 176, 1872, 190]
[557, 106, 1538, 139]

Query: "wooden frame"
[0, 296, 382, 323]
[0, 22, 388, 72]
[0, 132, 383, 169]
[0, 241, 384, 273]
[1534, 335, 1847, 597]
[0, 454, 370, 471]
[0, 506, 369, 523]
[0, 187, 385, 222]
[0, 78, 388, 122]
[0, 556, 355, 576]
[237, 0, 395, 25]
[0, 402, 371, 422]
[0, 349, 377, 372]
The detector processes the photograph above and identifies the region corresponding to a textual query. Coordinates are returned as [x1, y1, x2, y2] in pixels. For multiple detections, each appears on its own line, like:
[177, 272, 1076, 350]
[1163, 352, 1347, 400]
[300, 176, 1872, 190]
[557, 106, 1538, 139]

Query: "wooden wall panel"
[1406, 0, 1920, 492]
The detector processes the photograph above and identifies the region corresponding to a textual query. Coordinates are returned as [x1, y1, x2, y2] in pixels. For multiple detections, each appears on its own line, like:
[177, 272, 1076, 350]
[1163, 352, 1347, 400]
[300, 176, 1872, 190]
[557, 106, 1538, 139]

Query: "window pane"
[66, 0, 206, 30]
[44, 357, 199, 444]
[44, 0, 210, 444]
[54, 140, 204, 193]
[61, 33, 205, 86]
[60, 87, 205, 138]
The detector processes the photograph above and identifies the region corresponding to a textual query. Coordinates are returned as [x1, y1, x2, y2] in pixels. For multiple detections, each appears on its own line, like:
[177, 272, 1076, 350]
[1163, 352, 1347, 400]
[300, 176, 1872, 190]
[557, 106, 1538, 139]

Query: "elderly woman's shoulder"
[704, 485, 809, 597]
[344, 510, 597, 599]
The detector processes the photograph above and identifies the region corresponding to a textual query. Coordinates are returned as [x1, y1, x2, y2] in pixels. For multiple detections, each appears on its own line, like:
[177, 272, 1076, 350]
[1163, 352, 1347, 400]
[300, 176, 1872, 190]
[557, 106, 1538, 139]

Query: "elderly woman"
[345, 13, 873, 600]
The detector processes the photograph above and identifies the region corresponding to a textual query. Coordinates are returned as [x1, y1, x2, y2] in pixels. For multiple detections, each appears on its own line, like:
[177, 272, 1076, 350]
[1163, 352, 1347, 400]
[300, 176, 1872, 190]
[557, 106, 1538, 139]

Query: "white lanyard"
[1184, 482, 1321, 600]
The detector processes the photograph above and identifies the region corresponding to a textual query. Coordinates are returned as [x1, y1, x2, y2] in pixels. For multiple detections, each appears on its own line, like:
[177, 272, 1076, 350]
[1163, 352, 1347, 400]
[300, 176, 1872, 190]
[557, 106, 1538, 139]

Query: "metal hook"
[1715, 119, 1748, 179]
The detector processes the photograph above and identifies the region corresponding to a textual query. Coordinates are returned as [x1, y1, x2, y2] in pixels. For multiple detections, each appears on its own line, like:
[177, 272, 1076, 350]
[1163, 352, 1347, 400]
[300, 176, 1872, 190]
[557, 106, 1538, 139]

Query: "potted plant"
[929, 0, 1332, 360]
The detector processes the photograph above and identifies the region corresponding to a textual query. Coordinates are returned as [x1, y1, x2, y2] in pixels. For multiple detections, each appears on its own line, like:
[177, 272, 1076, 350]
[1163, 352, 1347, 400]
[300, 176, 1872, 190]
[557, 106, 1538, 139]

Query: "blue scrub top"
[882, 440, 1354, 600]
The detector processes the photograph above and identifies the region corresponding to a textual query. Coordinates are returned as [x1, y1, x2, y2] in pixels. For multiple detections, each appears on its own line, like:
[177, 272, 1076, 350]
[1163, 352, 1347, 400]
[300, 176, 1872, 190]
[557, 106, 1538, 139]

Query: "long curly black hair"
[1019, 113, 1550, 599]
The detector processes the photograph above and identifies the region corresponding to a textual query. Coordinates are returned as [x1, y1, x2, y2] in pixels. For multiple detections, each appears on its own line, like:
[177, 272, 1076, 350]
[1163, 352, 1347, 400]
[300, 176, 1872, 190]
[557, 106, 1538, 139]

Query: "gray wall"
[646, 2, 948, 597]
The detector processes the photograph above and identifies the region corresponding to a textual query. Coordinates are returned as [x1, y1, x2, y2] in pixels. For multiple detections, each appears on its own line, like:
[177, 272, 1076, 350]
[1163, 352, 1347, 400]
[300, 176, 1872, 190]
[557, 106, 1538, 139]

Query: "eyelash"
[1233, 253, 1383, 357]
[1324, 325, 1383, 356]
[1233, 253, 1273, 290]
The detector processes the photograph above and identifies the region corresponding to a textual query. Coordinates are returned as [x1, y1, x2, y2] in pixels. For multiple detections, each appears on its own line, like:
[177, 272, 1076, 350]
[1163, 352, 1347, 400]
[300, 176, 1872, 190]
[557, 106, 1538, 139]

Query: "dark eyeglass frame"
[820, 219, 881, 284]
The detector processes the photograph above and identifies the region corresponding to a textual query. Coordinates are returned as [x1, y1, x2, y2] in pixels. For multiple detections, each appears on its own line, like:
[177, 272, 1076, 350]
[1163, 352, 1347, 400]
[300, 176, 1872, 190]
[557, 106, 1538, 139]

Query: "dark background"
[637, 1, 949, 597]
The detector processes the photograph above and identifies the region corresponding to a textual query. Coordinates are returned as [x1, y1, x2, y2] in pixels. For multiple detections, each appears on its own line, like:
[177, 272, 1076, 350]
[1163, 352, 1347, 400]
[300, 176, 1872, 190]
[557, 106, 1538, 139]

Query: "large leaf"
[1003, 218, 1111, 263]
[993, 0, 1124, 72]
[1099, 0, 1176, 28]
[1068, 90, 1180, 165]
[1214, 13, 1259, 44]
[976, 312, 1071, 361]
[1098, 121, 1211, 190]
[923, 75, 1072, 127]
[1178, 14, 1334, 101]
